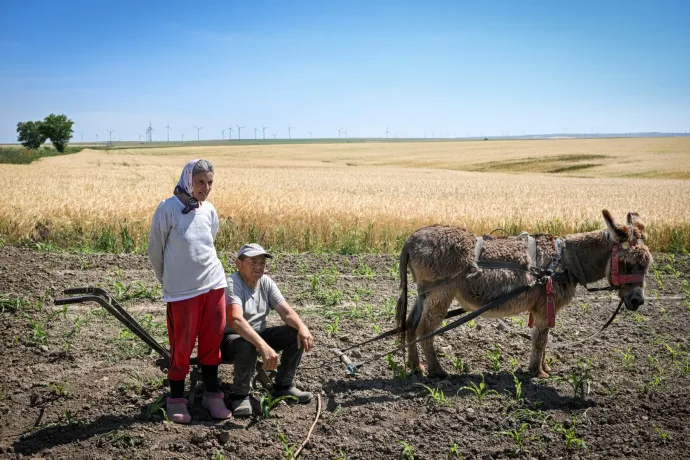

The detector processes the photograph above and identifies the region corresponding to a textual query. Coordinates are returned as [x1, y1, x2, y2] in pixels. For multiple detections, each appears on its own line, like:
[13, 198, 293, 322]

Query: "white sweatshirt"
[147, 196, 227, 302]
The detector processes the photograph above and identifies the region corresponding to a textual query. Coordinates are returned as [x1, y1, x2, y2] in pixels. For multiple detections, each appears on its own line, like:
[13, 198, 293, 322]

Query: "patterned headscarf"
[173, 159, 200, 214]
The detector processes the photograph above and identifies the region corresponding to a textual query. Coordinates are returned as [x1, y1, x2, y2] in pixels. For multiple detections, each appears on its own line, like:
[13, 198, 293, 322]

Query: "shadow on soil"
[324, 370, 595, 412]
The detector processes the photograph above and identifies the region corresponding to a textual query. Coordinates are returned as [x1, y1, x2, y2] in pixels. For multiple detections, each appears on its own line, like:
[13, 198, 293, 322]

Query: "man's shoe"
[229, 395, 253, 417]
[201, 391, 232, 420]
[271, 386, 313, 404]
[166, 397, 191, 424]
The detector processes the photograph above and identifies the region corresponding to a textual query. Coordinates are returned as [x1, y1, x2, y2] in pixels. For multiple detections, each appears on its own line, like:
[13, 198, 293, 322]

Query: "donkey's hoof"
[428, 369, 449, 379]
[529, 367, 548, 379]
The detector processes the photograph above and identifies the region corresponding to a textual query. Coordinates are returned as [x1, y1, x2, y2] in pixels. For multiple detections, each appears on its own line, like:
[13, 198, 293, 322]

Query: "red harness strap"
[611, 243, 645, 286]
[528, 276, 556, 329]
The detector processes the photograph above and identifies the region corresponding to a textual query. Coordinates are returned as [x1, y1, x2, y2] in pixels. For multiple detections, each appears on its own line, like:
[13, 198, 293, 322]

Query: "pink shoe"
[202, 391, 232, 420]
[166, 398, 191, 424]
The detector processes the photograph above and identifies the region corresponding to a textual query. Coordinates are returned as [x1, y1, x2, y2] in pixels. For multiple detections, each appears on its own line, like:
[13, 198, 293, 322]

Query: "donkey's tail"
[396, 246, 410, 347]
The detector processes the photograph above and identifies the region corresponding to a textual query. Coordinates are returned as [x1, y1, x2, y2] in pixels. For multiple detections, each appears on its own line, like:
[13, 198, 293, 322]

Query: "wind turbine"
[221, 129, 226, 140]
[254, 127, 258, 140]
[272, 133, 276, 139]
[193, 125, 203, 141]
[181, 133, 185, 142]
[146, 122, 154, 142]
[343, 129, 348, 139]
[165, 122, 171, 142]
[262, 125, 268, 140]
[107, 129, 115, 146]
[288, 125, 295, 139]
[308, 131, 312, 139]
[137, 133, 142, 142]
[228, 126, 233, 140]
[337, 128, 342, 138]
[236, 124, 245, 140]
[385, 128, 391, 139]
[96, 133, 99, 143]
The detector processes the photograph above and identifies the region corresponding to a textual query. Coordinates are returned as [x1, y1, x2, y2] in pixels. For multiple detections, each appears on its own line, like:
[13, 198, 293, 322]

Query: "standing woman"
[148, 159, 231, 423]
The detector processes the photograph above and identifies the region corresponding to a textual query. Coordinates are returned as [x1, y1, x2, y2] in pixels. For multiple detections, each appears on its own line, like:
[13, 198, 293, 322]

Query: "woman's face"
[192, 171, 213, 201]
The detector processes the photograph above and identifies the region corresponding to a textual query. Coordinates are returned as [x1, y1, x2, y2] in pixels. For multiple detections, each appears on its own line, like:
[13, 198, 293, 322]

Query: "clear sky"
[1, 0, 689, 142]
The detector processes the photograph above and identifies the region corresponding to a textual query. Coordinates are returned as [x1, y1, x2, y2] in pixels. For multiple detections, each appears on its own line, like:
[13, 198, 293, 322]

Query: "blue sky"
[1, 0, 689, 142]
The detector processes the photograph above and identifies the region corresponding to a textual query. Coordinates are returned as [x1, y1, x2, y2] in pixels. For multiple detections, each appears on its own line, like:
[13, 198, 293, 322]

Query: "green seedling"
[458, 375, 499, 401]
[416, 384, 449, 407]
[487, 344, 502, 372]
[501, 423, 530, 454]
[399, 441, 415, 460]
[260, 392, 298, 419]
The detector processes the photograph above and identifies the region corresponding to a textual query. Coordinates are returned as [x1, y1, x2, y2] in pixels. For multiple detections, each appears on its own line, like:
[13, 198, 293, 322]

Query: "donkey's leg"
[405, 301, 421, 372]
[528, 311, 550, 378]
[417, 289, 453, 378]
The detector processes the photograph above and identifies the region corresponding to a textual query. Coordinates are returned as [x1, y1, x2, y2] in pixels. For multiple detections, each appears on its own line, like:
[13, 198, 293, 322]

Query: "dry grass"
[1, 138, 689, 253]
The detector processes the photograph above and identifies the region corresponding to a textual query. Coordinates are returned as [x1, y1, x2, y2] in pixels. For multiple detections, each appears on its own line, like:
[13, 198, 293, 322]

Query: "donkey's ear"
[603, 209, 627, 242]
[627, 212, 647, 239]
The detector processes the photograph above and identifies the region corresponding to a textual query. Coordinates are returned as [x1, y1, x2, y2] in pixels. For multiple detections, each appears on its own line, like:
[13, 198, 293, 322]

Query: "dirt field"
[1, 245, 689, 459]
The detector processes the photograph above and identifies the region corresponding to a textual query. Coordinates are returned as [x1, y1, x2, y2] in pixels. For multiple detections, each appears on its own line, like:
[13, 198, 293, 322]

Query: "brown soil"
[1, 246, 689, 459]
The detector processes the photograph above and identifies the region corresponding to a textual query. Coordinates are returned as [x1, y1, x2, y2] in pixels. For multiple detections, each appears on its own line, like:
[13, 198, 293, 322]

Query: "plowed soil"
[1, 246, 689, 459]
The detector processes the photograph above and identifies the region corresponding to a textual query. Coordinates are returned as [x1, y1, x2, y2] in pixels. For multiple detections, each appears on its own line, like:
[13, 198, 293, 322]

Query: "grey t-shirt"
[224, 272, 285, 334]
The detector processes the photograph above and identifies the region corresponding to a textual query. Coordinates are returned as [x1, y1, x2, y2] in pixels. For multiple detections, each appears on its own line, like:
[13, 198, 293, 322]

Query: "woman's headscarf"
[173, 159, 200, 214]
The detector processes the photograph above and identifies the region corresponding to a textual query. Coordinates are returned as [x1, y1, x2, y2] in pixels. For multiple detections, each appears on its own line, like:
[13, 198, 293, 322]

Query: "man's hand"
[297, 326, 315, 352]
[259, 345, 279, 371]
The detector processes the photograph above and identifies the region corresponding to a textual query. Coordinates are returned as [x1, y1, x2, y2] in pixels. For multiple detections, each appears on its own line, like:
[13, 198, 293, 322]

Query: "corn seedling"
[654, 424, 672, 443]
[260, 392, 298, 419]
[458, 375, 499, 401]
[487, 344, 502, 372]
[552, 419, 587, 452]
[617, 347, 636, 369]
[451, 356, 470, 373]
[557, 359, 593, 398]
[325, 316, 340, 335]
[279, 430, 297, 460]
[213, 449, 226, 460]
[334, 449, 349, 460]
[664, 343, 682, 362]
[507, 408, 551, 426]
[416, 383, 449, 407]
[448, 443, 463, 460]
[399, 441, 415, 460]
[146, 395, 168, 421]
[50, 383, 71, 399]
[501, 423, 530, 454]
[510, 372, 524, 406]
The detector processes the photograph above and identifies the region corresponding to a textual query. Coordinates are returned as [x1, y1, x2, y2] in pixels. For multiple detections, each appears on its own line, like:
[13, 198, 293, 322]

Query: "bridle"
[609, 227, 646, 287]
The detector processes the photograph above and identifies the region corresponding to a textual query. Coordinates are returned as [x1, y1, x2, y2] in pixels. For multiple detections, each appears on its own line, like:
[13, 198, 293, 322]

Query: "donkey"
[396, 210, 653, 378]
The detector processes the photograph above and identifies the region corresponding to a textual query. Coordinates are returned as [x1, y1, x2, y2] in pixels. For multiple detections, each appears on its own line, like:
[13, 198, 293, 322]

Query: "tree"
[16, 121, 47, 150]
[40, 114, 74, 152]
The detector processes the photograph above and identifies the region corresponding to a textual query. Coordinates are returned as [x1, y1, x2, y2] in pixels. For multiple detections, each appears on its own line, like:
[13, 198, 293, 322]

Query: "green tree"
[16, 121, 47, 150]
[40, 114, 74, 152]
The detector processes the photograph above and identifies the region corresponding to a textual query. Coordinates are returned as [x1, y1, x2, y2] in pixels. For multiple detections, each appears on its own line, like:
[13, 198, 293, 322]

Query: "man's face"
[192, 171, 213, 202]
[236, 255, 267, 285]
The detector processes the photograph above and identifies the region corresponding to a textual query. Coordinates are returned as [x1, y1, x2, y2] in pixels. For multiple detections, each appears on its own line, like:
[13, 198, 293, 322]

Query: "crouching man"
[222, 243, 315, 416]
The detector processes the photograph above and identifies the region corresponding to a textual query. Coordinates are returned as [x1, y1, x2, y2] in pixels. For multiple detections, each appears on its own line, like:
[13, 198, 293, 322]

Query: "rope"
[294, 394, 322, 458]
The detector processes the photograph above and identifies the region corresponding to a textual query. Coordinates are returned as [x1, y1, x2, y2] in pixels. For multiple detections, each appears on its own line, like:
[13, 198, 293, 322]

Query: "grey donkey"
[396, 209, 653, 378]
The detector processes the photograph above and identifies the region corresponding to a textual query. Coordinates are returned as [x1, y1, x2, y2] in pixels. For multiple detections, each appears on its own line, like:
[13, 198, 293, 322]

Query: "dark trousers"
[220, 325, 304, 396]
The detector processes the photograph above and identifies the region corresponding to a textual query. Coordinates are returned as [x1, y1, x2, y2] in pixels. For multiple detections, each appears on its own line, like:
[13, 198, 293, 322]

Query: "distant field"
[0, 137, 689, 253]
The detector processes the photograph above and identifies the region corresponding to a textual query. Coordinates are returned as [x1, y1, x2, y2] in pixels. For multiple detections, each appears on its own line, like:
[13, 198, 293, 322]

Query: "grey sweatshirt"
[147, 196, 227, 302]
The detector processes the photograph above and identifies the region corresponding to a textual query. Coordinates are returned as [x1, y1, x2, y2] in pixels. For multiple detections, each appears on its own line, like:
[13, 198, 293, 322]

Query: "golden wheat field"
[1, 137, 689, 253]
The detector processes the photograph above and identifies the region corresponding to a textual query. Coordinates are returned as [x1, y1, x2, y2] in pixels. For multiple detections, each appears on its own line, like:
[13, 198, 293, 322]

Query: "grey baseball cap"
[237, 243, 273, 259]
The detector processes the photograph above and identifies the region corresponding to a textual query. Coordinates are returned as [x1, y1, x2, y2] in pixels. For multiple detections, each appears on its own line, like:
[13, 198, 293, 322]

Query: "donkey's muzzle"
[624, 293, 644, 311]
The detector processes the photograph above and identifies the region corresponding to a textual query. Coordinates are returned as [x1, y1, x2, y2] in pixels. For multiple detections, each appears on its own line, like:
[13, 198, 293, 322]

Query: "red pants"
[166, 288, 226, 381]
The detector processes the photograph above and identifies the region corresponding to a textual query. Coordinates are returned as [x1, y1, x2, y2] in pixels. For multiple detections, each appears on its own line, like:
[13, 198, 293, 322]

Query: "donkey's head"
[602, 210, 653, 311]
